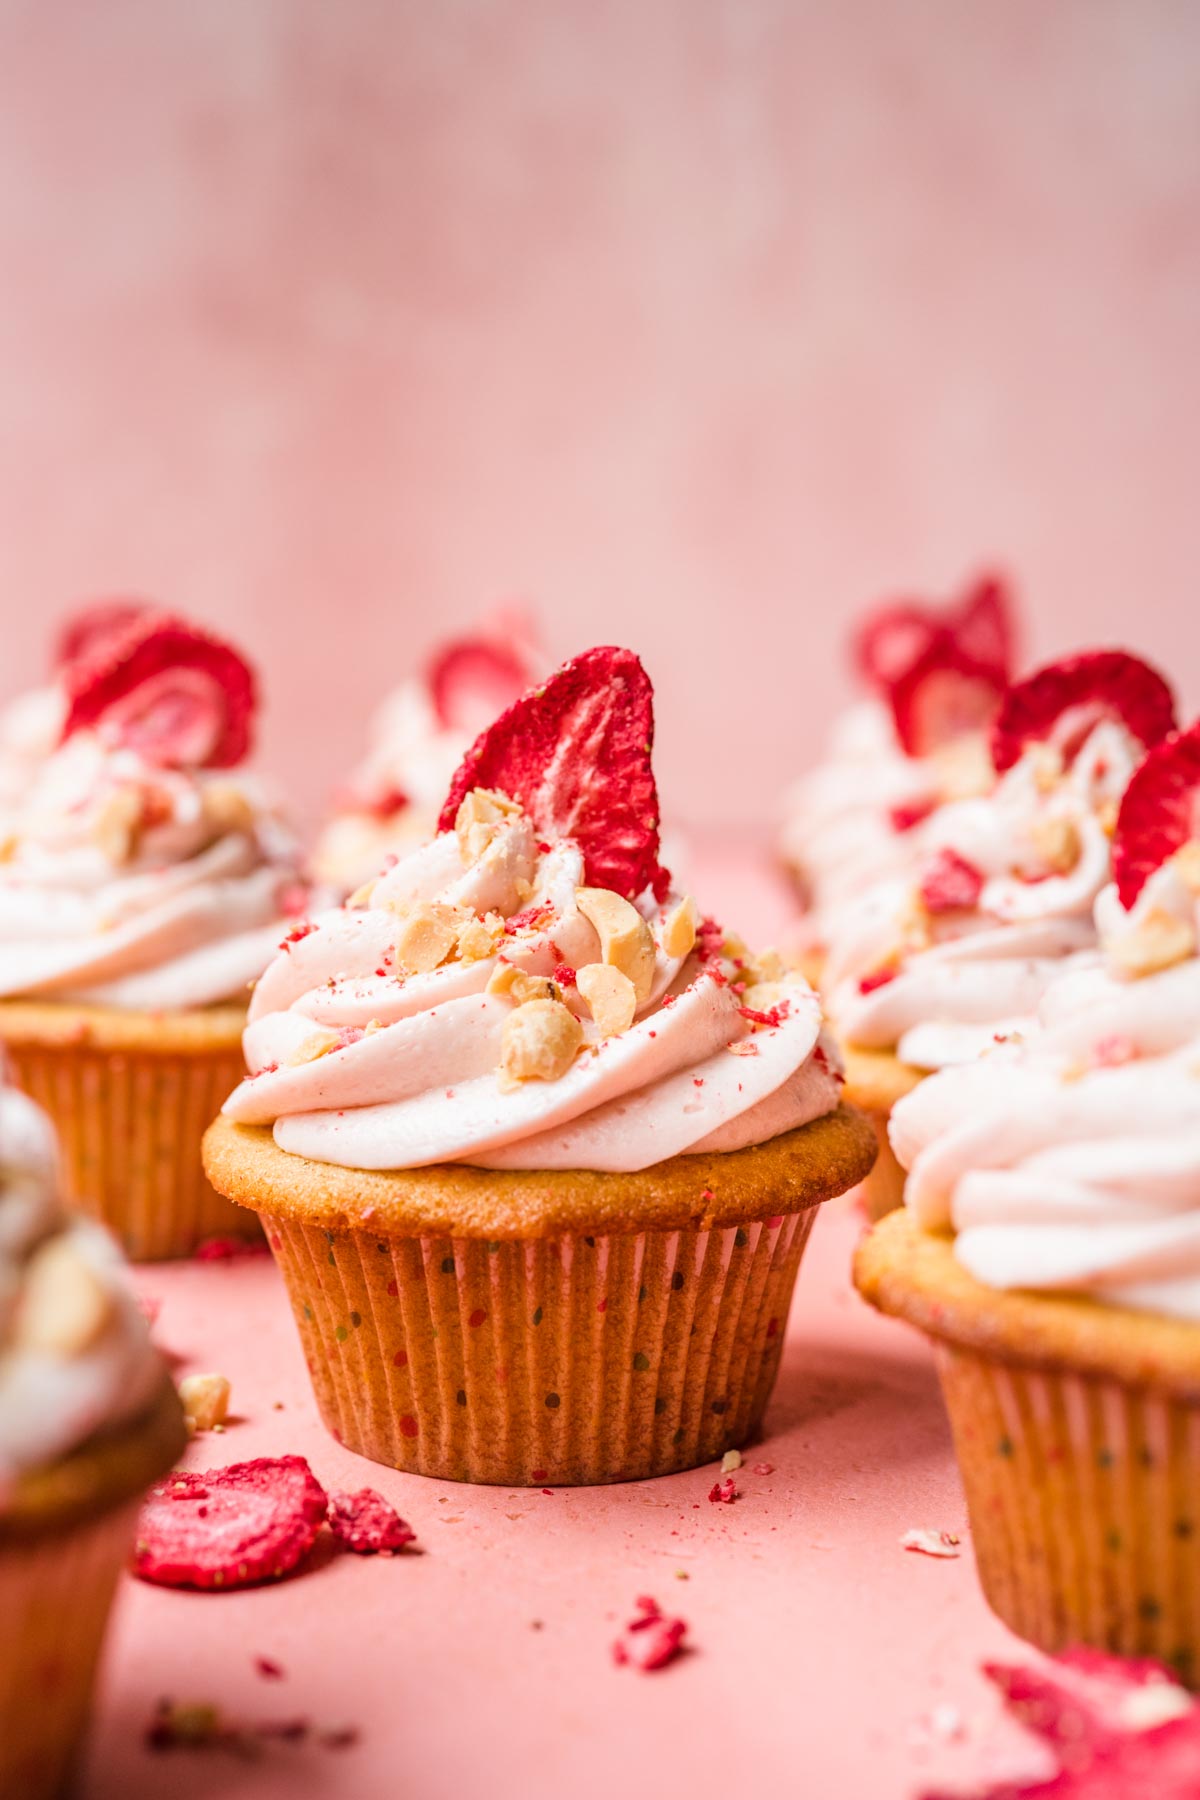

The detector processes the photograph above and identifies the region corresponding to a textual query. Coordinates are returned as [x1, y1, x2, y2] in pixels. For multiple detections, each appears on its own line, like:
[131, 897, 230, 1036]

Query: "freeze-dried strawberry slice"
[63, 614, 258, 769]
[920, 1649, 1198, 1799]
[919, 847, 985, 913]
[991, 650, 1176, 775]
[856, 573, 1016, 757]
[428, 636, 539, 738]
[1113, 721, 1200, 909]
[438, 645, 664, 899]
[328, 1488, 416, 1554]
[133, 1456, 327, 1590]
[54, 597, 152, 670]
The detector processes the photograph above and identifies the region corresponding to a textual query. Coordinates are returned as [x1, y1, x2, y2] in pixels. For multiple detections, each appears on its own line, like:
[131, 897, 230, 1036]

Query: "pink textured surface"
[0, 2, 1196, 831]
[84, 851, 1050, 1799]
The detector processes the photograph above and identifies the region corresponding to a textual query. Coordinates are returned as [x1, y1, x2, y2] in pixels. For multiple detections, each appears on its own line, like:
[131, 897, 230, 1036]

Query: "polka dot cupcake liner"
[262, 1210, 819, 1485]
[934, 1343, 1200, 1681]
[0, 1494, 142, 1799]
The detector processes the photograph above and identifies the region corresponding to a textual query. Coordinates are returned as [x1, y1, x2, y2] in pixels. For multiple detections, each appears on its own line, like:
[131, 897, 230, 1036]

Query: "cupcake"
[0, 610, 312, 1259]
[311, 610, 542, 894]
[855, 717, 1200, 1675]
[824, 649, 1177, 1218]
[778, 571, 1017, 966]
[204, 645, 876, 1486]
[0, 1075, 185, 1797]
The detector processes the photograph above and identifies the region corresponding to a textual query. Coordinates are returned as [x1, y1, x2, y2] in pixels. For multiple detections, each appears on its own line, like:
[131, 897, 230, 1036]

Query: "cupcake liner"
[0, 1496, 140, 1800]
[934, 1342, 1200, 1681]
[264, 1208, 818, 1485]
[858, 1107, 906, 1221]
[8, 1038, 258, 1260]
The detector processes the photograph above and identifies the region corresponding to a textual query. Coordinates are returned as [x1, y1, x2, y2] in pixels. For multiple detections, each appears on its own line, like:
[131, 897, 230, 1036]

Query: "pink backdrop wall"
[0, 0, 1196, 830]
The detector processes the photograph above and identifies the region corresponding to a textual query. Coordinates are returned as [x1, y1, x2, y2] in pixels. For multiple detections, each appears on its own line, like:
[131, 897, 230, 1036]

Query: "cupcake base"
[0, 1379, 186, 1799]
[203, 1105, 877, 1486]
[0, 999, 261, 1260]
[840, 1045, 924, 1222]
[855, 1210, 1200, 1682]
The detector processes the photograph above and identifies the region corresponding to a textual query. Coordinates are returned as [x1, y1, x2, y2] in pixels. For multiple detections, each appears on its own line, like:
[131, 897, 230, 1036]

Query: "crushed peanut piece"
[508, 972, 562, 1005]
[14, 1237, 112, 1355]
[456, 912, 504, 962]
[92, 788, 144, 864]
[1171, 841, 1200, 894]
[721, 1449, 743, 1474]
[394, 903, 461, 975]
[576, 889, 656, 1002]
[1098, 799, 1120, 838]
[576, 963, 637, 1036]
[346, 877, 377, 909]
[287, 1030, 341, 1066]
[1029, 814, 1082, 875]
[661, 895, 698, 959]
[202, 782, 255, 838]
[749, 947, 786, 986]
[179, 1372, 232, 1433]
[740, 980, 788, 1015]
[1109, 908, 1197, 980]
[499, 999, 583, 1085]
[454, 787, 522, 865]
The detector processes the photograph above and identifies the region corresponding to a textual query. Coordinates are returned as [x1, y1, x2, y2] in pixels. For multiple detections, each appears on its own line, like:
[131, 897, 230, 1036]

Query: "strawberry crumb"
[708, 1478, 738, 1504]
[919, 847, 985, 914]
[280, 922, 315, 951]
[553, 964, 576, 988]
[889, 797, 936, 833]
[254, 1656, 285, 1680]
[738, 1000, 792, 1029]
[1092, 1034, 1138, 1068]
[612, 1596, 688, 1673]
[858, 967, 898, 995]
[752, 1463, 775, 1476]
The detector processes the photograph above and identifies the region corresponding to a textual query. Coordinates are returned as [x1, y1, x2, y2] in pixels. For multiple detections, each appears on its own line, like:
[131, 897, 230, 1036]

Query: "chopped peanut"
[394, 903, 461, 975]
[1171, 842, 1200, 894]
[92, 788, 143, 864]
[202, 782, 255, 838]
[346, 877, 377, 909]
[455, 787, 522, 865]
[499, 999, 583, 1085]
[1109, 908, 1197, 979]
[1029, 815, 1082, 876]
[287, 1029, 341, 1066]
[661, 895, 698, 959]
[179, 1372, 232, 1433]
[576, 963, 637, 1036]
[740, 980, 789, 1015]
[14, 1236, 111, 1355]
[456, 912, 504, 962]
[749, 947, 787, 985]
[575, 888, 656, 1002]
[510, 972, 562, 1005]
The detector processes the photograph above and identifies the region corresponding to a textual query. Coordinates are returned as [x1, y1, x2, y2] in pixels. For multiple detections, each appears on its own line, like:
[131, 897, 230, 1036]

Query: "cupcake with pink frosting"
[778, 572, 1018, 966]
[204, 646, 875, 1486]
[825, 648, 1177, 1217]
[0, 610, 313, 1259]
[311, 610, 543, 894]
[855, 716, 1200, 1673]
[0, 1073, 184, 1798]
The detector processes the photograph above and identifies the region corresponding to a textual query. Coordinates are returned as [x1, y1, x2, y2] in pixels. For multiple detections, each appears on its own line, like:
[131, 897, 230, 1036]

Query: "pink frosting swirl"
[826, 718, 1141, 1070]
[225, 810, 842, 1172]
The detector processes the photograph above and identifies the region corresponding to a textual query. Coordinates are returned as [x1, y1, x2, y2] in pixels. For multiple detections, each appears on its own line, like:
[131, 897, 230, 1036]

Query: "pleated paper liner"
[840, 1044, 925, 1221]
[0, 1497, 142, 1800]
[203, 1105, 879, 1486]
[855, 1209, 1200, 1682]
[0, 1380, 187, 1799]
[0, 1000, 261, 1260]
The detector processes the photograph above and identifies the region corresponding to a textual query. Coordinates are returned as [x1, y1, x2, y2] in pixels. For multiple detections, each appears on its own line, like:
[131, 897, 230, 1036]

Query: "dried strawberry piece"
[327, 1488, 416, 1555]
[63, 613, 258, 769]
[858, 967, 897, 995]
[133, 1456, 328, 1590]
[612, 1596, 688, 1672]
[439, 645, 665, 900]
[856, 574, 1016, 756]
[991, 650, 1176, 775]
[919, 1649, 1198, 1800]
[1112, 720, 1200, 909]
[889, 797, 937, 833]
[707, 1477, 738, 1503]
[428, 635, 539, 737]
[919, 847, 985, 913]
[53, 597, 152, 670]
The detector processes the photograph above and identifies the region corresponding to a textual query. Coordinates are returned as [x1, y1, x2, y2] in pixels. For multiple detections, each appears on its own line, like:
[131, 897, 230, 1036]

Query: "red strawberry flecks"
[133, 1456, 328, 1591]
[738, 1000, 792, 1029]
[920, 1649, 1199, 1800]
[1112, 720, 1200, 909]
[612, 1596, 688, 1673]
[63, 613, 258, 770]
[438, 646, 666, 901]
[707, 1477, 738, 1504]
[889, 796, 937, 834]
[858, 967, 898, 996]
[919, 847, 985, 914]
[991, 649, 1176, 776]
[553, 963, 577, 988]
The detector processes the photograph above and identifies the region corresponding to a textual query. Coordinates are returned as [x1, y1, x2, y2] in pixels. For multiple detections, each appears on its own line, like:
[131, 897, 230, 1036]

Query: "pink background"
[0, 1, 1196, 832]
